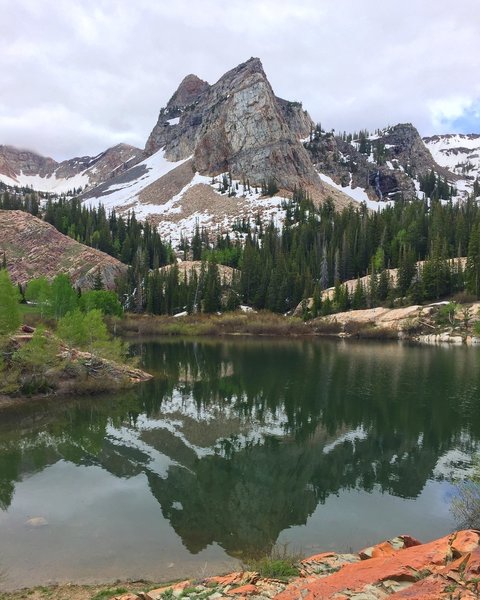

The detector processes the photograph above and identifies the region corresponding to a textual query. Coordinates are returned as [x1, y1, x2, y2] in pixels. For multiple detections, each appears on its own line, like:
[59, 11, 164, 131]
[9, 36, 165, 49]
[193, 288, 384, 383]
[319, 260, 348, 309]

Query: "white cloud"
[0, 0, 478, 160]
[429, 97, 473, 129]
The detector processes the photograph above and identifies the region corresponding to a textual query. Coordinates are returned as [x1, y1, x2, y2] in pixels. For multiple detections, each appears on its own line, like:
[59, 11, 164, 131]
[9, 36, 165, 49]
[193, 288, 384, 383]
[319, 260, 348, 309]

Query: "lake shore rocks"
[305, 301, 480, 345]
[111, 530, 480, 600]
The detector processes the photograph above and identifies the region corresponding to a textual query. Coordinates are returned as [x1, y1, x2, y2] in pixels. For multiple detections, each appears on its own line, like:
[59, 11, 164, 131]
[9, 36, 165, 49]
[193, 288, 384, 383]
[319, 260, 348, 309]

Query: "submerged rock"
[25, 516, 48, 527]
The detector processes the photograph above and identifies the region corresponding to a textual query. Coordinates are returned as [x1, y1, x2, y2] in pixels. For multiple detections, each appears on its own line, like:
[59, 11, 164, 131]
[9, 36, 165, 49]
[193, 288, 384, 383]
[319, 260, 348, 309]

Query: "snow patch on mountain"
[0, 170, 89, 194]
[318, 172, 394, 212]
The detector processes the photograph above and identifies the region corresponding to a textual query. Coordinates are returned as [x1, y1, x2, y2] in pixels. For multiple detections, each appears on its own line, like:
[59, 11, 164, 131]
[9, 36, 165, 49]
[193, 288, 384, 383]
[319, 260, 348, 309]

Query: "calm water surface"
[1, 337, 480, 589]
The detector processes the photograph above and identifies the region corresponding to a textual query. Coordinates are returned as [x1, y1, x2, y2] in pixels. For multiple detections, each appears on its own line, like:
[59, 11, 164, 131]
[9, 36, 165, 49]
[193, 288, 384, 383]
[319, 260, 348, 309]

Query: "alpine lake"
[1, 336, 479, 590]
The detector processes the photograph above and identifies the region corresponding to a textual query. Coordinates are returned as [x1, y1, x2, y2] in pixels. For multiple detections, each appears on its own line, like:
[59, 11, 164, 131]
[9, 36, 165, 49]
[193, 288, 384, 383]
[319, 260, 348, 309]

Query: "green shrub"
[435, 302, 458, 326]
[243, 545, 301, 579]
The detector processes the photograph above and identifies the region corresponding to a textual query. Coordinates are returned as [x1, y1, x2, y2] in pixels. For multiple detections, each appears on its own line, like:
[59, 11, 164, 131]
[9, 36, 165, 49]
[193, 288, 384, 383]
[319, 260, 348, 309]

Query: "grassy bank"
[116, 311, 313, 338]
[113, 300, 480, 345]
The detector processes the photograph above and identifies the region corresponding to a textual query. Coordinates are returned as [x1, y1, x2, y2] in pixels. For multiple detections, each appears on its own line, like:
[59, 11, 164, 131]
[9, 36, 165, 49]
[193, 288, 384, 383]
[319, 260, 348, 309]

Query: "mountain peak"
[145, 57, 317, 191]
[167, 74, 210, 110]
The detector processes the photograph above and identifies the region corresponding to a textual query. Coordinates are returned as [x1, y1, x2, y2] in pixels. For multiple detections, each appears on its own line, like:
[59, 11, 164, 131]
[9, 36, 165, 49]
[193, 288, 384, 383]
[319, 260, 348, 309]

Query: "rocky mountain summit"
[0, 209, 128, 290]
[0, 143, 143, 194]
[306, 123, 459, 203]
[145, 57, 318, 190]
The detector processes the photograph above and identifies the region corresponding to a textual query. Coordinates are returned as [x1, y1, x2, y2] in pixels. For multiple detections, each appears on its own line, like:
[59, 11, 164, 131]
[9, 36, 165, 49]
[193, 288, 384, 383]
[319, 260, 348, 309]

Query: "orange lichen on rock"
[277, 531, 480, 600]
[109, 530, 480, 600]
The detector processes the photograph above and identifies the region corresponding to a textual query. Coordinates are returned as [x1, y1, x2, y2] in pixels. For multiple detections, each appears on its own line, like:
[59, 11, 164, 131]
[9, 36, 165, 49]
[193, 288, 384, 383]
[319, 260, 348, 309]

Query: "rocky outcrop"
[166, 73, 211, 109]
[112, 531, 480, 600]
[0, 326, 152, 405]
[304, 300, 480, 344]
[275, 97, 313, 140]
[145, 57, 319, 191]
[0, 210, 128, 290]
[381, 123, 454, 179]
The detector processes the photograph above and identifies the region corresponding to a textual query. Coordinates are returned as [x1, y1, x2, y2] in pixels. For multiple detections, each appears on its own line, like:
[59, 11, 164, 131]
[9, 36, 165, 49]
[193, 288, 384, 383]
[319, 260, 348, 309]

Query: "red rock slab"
[275, 532, 467, 600]
[452, 530, 480, 556]
[147, 580, 192, 600]
[359, 535, 422, 560]
[387, 551, 480, 598]
[226, 584, 259, 595]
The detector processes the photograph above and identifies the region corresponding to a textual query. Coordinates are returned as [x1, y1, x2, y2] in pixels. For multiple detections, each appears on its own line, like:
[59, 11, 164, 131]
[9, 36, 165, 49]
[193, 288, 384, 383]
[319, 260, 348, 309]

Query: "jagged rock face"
[275, 97, 313, 140]
[167, 74, 210, 109]
[145, 57, 319, 190]
[0, 210, 128, 290]
[307, 133, 415, 201]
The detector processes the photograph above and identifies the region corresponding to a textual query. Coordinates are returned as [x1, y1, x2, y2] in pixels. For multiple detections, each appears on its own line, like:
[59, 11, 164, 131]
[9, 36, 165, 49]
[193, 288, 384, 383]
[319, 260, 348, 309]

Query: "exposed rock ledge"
[310, 302, 480, 345]
[113, 530, 480, 600]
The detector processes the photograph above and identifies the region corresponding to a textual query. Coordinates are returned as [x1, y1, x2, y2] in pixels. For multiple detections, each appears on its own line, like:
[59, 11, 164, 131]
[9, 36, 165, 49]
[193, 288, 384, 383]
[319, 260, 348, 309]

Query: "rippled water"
[1, 337, 479, 589]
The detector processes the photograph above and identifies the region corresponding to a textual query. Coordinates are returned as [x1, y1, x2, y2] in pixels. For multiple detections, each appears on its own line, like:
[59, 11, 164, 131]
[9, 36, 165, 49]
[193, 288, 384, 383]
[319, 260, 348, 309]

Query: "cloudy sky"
[1, 0, 479, 160]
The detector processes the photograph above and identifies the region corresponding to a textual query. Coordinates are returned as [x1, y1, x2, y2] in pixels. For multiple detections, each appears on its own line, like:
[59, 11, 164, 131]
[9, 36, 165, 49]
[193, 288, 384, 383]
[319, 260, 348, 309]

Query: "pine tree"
[203, 259, 222, 313]
[93, 270, 104, 291]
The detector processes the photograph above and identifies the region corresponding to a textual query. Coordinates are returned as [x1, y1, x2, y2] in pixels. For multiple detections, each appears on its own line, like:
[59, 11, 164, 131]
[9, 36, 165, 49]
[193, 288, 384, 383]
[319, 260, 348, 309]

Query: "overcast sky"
[1, 0, 479, 161]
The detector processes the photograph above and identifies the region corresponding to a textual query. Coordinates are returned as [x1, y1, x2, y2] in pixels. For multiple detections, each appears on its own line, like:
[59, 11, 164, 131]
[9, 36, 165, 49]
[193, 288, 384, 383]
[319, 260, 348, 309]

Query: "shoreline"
[3, 304, 478, 410]
[116, 303, 480, 346]
[2, 531, 479, 600]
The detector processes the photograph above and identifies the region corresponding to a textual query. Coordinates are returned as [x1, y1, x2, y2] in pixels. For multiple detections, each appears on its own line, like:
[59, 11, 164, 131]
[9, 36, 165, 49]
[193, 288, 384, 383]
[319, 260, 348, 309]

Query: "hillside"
[0, 210, 128, 290]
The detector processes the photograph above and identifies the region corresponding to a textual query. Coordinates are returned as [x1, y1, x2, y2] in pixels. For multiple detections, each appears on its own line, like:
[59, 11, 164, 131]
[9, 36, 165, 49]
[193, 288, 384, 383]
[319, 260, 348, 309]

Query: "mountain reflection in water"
[0, 338, 479, 586]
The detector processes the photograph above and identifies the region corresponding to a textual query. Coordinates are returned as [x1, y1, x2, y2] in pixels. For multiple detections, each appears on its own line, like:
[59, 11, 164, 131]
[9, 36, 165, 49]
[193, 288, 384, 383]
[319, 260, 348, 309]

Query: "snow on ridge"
[86, 150, 191, 212]
[424, 134, 480, 151]
[0, 172, 20, 188]
[86, 148, 288, 247]
[153, 175, 287, 246]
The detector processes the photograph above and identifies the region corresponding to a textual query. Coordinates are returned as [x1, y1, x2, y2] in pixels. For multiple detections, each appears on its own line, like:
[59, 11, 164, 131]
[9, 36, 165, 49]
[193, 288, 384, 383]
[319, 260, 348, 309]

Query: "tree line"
[3, 183, 480, 317]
